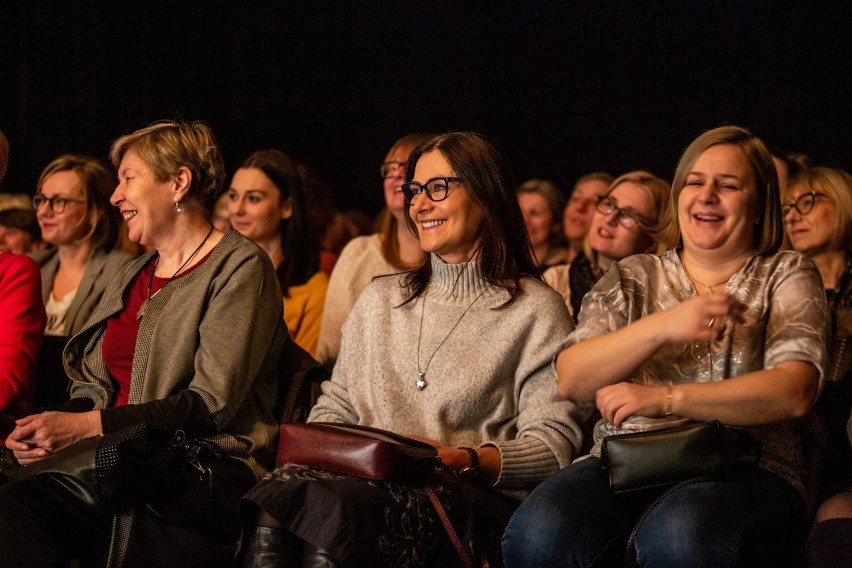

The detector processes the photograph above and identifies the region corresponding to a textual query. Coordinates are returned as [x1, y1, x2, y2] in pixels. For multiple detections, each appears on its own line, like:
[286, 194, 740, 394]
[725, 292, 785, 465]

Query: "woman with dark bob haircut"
[0, 120, 286, 567]
[238, 132, 584, 567]
[504, 125, 829, 567]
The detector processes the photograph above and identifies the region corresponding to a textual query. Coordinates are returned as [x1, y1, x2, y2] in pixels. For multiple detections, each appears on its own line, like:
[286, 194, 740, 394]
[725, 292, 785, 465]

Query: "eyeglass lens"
[782, 192, 817, 216]
[380, 161, 406, 178]
[596, 196, 642, 228]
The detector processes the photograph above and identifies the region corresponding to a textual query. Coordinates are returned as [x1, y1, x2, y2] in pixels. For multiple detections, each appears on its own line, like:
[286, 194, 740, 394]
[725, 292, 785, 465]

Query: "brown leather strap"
[424, 484, 483, 568]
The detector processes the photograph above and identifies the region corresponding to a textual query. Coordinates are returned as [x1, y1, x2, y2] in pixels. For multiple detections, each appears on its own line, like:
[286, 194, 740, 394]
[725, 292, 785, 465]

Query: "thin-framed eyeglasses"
[32, 194, 86, 214]
[595, 195, 648, 229]
[402, 177, 463, 204]
[781, 191, 829, 217]
[380, 161, 407, 178]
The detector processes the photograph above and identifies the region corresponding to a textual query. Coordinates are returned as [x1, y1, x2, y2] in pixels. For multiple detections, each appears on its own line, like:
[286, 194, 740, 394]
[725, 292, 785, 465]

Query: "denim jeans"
[502, 457, 807, 568]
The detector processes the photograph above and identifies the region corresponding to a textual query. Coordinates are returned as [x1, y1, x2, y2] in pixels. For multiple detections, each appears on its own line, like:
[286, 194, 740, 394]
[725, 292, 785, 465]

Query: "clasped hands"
[5, 411, 102, 465]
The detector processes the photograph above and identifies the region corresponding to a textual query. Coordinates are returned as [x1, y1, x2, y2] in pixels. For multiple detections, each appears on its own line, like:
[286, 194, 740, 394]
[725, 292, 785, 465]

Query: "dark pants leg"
[0, 475, 111, 567]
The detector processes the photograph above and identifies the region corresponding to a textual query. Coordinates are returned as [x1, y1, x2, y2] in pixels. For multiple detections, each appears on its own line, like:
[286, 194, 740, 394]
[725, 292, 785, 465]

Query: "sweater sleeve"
[0, 254, 46, 411]
[99, 389, 217, 435]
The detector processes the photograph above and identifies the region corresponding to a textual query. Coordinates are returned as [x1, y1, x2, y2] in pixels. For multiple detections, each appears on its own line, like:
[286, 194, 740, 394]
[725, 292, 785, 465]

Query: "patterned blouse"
[566, 248, 829, 495]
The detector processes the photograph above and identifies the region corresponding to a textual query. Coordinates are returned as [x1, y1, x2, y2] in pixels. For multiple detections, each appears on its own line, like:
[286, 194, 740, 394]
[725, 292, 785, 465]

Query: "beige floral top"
[566, 248, 829, 495]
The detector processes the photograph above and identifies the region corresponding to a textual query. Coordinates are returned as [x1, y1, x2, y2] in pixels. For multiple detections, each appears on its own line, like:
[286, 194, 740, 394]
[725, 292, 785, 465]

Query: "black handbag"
[599, 420, 761, 495]
[0, 423, 223, 522]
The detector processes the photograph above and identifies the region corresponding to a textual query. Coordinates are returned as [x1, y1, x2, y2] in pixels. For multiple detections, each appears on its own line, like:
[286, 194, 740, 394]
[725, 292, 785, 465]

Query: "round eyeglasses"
[595, 195, 648, 229]
[380, 161, 407, 178]
[402, 177, 463, 203]
[32, 194, 86, 214]
[782, 191, 828, 217]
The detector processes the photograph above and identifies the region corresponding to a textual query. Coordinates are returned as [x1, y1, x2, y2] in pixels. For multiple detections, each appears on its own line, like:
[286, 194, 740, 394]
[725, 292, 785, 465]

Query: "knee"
[814, 490, 852, 522]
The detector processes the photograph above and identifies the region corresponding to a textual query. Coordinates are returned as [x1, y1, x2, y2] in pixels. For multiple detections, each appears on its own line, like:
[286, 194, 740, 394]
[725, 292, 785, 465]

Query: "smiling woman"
[227, 149, 328, 356]
[504, 126, 830, 567]
[238, 132, 584, 568]
[0, 121, 286, 567]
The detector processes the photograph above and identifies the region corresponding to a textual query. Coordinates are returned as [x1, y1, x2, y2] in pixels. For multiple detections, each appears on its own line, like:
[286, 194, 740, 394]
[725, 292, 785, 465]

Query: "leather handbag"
[277, 422, 439, 481]
[277, 422, 488, 568]
[600, 420, 761, 495]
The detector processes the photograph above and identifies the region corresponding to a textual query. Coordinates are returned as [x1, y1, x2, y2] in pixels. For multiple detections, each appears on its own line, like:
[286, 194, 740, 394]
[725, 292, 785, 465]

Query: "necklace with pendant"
[681, 262, 732, 295]
[414, 291, 483, 390]
[137, 225, 214, 321]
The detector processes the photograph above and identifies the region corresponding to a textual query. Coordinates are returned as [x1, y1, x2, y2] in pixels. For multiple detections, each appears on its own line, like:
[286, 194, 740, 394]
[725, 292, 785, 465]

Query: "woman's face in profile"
[783, 181, 839, 257]
[518, 192, 557, 250]
[677, 144, 757, 259]
[228, 167, 291, 243]
[588, 182, 655, 262]
[36, 170, 91, 247]
[382, 147, 410, 219]
[408, 150, 482, 264]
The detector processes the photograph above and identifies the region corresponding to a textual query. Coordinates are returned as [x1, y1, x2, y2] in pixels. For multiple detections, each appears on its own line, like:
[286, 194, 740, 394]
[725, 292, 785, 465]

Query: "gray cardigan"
[31, 247, 134, 337]
[65, 230, 286, 476]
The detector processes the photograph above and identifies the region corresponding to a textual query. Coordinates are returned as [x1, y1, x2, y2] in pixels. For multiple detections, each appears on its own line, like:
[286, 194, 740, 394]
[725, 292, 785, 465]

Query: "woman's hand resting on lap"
[5, 411, 102, 464]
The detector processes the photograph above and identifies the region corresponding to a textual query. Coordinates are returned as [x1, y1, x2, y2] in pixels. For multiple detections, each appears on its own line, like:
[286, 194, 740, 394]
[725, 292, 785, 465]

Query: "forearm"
[99, 390, 217, 435]
[557, 313, 667, 401]
[670, 361, 818, 425]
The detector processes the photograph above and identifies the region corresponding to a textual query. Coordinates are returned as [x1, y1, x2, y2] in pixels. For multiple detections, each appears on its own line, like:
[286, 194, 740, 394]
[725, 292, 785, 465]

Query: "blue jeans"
[502, 457, 806, 568]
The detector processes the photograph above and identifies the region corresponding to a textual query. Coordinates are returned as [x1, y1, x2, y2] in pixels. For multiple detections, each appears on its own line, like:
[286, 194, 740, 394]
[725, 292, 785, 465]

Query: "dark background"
[2, 1, 849, 219]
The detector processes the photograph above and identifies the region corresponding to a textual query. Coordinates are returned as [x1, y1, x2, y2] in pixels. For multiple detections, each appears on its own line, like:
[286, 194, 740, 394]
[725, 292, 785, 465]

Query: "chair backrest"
[274, 336, 332, 426]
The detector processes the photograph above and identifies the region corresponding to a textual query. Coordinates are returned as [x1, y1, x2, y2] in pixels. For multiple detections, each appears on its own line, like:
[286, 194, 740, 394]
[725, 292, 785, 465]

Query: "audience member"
[544, 171, 669, 321]
[0, 208, 43, 254]
[315, 133, 432, 366]
[238, 132, 584, 568]
[562, 172, 612, 264]
[0, 193, 33, 212]
[228, 149, 327, 356]
[0, 120, 286, 566]
[0, 252, 45, 444]
[30, 155, 133, 337]
[504, 126, 829, 567]
[517, 178, 567, 268]
[783, 167, 852, 567]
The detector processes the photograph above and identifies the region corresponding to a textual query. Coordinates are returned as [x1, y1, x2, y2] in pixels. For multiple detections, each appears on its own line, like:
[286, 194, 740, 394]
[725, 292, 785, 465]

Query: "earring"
[175, 201, 182, 213]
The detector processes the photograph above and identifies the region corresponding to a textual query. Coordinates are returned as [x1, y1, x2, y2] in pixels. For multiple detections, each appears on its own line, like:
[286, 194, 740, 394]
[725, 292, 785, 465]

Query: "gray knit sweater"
[309, 254, 585, 499]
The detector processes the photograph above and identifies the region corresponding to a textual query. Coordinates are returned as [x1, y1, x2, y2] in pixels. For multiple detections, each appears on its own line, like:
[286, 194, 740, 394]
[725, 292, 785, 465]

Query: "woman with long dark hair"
[239, 132, 583, 567]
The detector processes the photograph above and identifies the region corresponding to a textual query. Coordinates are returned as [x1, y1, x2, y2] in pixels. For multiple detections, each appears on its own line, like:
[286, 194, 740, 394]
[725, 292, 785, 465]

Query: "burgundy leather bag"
[277, 422, 439, 481]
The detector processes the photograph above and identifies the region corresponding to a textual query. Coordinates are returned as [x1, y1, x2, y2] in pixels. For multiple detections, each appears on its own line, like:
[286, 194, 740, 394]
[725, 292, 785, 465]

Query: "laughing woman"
[239, 132, 584, 568]
[504, 126, 829, 567]
[228, 150, 327, 357]
[0, 121, 285, 567]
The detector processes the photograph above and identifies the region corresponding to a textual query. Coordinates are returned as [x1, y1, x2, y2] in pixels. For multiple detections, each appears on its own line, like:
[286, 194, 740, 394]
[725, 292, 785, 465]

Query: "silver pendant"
[415, 372, 426, 391]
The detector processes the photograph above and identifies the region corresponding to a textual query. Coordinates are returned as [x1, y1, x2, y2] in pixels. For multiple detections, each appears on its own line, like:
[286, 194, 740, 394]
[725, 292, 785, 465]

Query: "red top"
[103, 251, 212, 406]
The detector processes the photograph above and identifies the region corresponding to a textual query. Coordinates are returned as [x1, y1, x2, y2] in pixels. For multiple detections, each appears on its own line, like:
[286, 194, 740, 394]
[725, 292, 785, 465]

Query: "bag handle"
[424, 484, 489, 568]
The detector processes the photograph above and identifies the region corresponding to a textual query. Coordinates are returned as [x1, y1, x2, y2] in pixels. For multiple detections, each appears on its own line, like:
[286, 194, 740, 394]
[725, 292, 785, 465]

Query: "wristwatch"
[458, 447, 480, 481]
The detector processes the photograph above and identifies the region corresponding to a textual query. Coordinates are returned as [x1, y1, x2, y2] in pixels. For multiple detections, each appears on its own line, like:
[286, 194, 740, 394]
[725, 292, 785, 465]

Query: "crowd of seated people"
[0, 120, 849, 567]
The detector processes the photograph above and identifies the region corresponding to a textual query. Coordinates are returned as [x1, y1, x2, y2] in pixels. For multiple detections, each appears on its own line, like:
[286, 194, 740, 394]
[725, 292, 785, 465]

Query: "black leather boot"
[241, 525, 303, 568]
[302, 544, 341, 568]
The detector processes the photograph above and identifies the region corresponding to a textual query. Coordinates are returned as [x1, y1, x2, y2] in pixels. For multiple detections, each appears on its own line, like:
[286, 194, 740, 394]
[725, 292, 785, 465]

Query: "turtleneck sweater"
[309, 254, 585, 499]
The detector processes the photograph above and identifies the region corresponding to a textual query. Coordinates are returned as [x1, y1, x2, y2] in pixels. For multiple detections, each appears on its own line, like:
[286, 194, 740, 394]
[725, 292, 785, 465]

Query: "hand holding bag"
[600, 420, 761, 495]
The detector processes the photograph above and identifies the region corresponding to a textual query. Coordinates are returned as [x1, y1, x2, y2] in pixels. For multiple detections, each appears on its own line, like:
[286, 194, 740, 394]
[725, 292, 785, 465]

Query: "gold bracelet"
[665, 386, 673, 416]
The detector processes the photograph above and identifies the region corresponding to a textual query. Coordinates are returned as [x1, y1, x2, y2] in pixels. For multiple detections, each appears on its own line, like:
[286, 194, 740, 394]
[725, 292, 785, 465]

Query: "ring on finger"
[706, 316, 716, 328]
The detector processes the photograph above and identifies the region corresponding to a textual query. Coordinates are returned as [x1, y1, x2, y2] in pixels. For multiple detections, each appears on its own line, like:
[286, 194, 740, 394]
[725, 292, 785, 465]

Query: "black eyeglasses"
[32, 194, 86, 214]
[380, 161, 407, 178]
[595, 195, 648, 229]
[402, 177, 463, 203]
[782, 191, 828, 217]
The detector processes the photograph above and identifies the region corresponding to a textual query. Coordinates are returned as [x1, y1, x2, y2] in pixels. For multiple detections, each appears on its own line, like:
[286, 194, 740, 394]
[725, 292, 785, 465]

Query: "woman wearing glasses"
[30, 155, 133, 338]
[504, 126, 829, 567]
[781, 167, 852, 566]
[315, 133, 433, 366]
[239, 132, 583, 568]
[543, 171, 669, 322]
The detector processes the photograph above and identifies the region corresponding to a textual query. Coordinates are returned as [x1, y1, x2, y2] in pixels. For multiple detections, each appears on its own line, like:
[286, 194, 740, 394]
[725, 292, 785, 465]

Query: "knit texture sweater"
[309, 254, 585, 499]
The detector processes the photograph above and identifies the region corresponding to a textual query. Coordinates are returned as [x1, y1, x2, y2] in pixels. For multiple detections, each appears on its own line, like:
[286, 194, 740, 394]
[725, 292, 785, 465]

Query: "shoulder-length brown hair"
[402, 132, 537, 305]
[657, 125, 783, 255]
[37, 154, 122, 252]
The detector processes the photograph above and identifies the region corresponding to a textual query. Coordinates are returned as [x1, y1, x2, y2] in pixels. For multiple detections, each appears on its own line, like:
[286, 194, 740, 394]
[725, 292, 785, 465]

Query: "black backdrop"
[2, 1, 849, 218]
